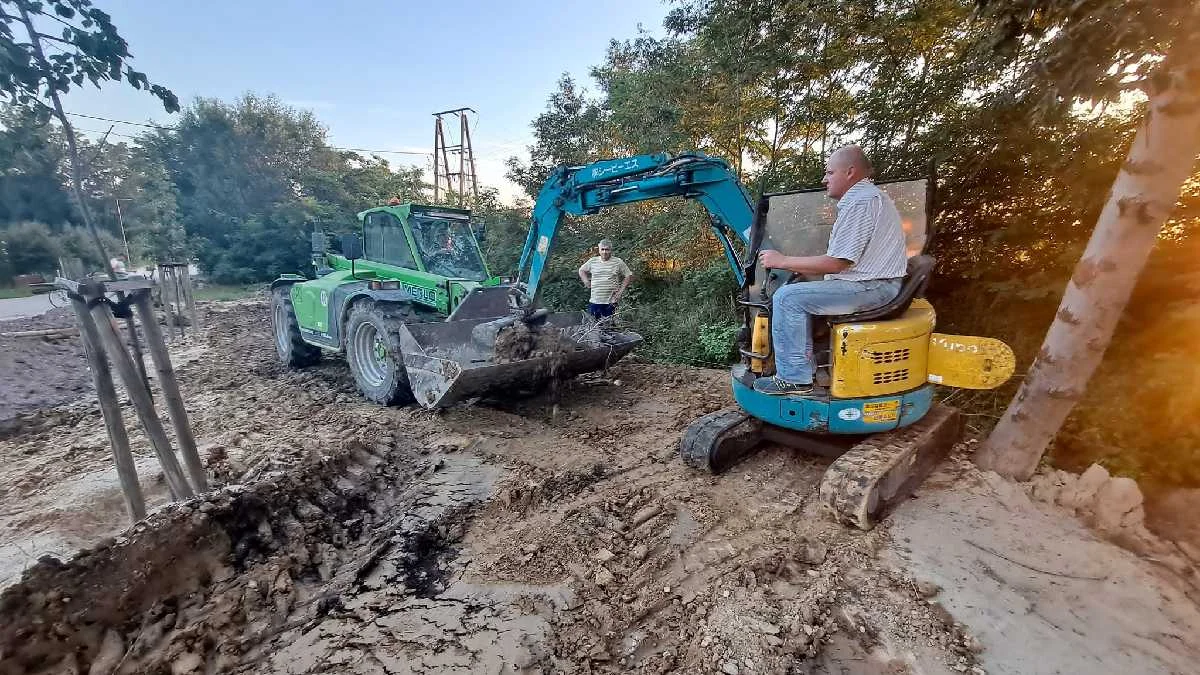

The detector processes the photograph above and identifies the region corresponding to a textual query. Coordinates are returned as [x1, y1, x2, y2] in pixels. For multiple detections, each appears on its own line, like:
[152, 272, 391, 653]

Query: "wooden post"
[68, 294, 146, 522]
[117, 290, 151, 392]
[174, 267, 186, 339]
[59, 257, 84, 280]
[158, 264, 176, 341]
[175, 270, 188, 338]
[167, 265, 178, 339]
[89, 300, 195, 500]
[181, 265, 199, 333]
[133, 291, 208, 492]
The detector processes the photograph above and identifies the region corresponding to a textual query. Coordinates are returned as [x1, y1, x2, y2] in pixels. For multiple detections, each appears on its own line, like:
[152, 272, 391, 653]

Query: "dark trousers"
[587, 302, 615, 320]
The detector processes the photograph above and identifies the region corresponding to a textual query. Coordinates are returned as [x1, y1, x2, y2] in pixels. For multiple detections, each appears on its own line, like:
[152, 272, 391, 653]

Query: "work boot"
[752, 376, 814, 396]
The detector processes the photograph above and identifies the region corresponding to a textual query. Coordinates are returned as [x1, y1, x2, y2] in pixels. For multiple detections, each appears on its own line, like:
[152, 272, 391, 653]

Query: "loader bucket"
[395, 312, 642, 408]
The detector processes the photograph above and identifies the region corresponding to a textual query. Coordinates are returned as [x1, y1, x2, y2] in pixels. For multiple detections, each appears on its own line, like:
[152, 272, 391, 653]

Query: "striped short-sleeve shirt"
[582, 256, 632, 304]
[824, 179, 908, 281]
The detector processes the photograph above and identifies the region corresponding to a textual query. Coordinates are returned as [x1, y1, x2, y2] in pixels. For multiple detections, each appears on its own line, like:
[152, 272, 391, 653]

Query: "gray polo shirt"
[824, 179, 909, 281]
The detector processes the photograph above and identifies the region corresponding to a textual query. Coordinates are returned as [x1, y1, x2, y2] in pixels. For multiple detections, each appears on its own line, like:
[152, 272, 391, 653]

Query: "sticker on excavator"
[927, 333, 1016, 390]
[862, 400, 900, 423]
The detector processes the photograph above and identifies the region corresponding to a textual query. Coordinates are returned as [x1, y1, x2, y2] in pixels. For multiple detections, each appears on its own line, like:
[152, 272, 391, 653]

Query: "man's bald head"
[830, 145, 872, 174]
[823, 145, 873, 199]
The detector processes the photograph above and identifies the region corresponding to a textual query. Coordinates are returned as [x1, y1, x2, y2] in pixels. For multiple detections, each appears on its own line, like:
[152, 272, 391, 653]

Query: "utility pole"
[432, 108, 480, 207]
[115, 197, 132, 262]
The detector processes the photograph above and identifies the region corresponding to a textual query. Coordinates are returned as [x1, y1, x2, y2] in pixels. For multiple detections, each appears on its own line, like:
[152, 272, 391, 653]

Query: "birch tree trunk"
[976, 54, 1200, 480]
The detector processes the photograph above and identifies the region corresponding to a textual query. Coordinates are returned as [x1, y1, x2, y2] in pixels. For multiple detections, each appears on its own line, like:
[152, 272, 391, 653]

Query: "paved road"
[0, 294, 56, 321]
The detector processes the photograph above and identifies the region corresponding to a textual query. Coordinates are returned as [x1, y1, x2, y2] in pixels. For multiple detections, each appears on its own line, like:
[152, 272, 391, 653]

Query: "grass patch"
[192, 283, 264, 302]
[0, 286, 33, 299]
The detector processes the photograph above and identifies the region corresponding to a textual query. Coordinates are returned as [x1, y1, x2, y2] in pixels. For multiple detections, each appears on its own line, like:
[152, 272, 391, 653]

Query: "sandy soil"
[0, 299, 1196, 674]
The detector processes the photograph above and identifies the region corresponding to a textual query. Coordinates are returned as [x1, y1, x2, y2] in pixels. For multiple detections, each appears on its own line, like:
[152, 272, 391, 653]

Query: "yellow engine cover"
[830, 299, 935, 398]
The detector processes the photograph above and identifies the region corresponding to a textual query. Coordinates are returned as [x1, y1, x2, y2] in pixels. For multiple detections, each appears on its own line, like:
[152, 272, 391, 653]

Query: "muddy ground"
[0, 298, 1198, 674]
[0, 309, 91, 432]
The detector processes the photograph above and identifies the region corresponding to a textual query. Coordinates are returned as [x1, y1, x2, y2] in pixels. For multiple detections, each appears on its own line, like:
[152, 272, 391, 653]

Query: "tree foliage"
[0, 0, 177, 112]
[0, 219, 121, 280]
[969, 0, 1200, 478]
[0, 93, 432, 283]
[137, 94, 429, 282]
[974, 0, 1200, 106]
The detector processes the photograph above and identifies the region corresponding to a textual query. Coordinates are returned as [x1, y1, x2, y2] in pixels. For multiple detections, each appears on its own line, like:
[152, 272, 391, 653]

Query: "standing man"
[579, 238, 633, 321]
[754, 145, 909, 396]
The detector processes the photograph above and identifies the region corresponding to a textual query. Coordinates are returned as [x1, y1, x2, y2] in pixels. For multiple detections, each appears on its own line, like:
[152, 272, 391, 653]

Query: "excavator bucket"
[394, 312, 642, 408]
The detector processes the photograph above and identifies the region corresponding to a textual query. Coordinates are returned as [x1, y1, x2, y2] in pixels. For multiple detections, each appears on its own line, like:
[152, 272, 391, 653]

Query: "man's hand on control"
[759, 249, 786, 269]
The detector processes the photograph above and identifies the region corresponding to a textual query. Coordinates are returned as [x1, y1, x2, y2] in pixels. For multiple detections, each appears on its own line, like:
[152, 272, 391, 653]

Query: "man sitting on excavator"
[754, 145, 909, 396]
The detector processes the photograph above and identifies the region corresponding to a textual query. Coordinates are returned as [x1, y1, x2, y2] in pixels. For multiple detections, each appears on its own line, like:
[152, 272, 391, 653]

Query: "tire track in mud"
[464, 442, 983, 674]
[436, 365, 982, 673]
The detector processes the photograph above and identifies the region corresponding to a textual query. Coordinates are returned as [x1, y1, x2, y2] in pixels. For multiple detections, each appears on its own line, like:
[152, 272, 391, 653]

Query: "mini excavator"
[514, 152, 1014, 529]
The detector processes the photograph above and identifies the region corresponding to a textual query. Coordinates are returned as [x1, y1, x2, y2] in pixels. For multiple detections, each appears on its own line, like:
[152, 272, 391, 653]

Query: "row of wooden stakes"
[57, 276, 207, 522]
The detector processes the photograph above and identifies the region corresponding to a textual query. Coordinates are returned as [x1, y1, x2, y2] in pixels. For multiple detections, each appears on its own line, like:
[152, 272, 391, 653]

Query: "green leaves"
[0, 0, 178, 113]
[141, 95, 430, 283]
[974, 0, 1200, 108]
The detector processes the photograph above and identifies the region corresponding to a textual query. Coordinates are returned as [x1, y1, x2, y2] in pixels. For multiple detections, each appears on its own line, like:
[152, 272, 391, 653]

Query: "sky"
[58, 0, 670, 203]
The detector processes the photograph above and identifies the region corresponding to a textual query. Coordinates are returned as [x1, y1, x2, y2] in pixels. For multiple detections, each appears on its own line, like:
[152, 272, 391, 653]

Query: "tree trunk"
[976, 56, 1200, 479]
[17, 4, 116, 281]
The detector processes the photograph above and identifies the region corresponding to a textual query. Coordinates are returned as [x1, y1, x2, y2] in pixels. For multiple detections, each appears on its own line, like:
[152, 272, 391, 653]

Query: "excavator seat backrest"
[824, 254, 935, 325]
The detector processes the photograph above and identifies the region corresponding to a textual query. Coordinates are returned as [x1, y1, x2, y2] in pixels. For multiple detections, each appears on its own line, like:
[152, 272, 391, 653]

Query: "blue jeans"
[771, 279, 902, 383]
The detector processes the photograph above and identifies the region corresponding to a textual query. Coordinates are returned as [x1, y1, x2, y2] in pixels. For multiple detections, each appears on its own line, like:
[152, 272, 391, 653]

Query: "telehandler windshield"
[411, 216, 488, 280]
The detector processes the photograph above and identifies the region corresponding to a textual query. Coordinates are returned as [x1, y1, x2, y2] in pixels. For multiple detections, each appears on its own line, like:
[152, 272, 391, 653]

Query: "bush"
[0, 222, 60, 279]
[59, 226, 125, 270]
[198, 212, 314, 284]
[623, 258, 740, 367]
[698, 322, 741, 362]
[0, 222, 140, 283]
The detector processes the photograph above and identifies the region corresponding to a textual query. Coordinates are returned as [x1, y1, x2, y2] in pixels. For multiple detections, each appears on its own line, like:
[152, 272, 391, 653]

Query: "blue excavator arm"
[514, 152, 755, 304]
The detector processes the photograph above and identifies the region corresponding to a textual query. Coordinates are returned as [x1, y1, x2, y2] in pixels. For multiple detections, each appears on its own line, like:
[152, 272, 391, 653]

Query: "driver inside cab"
[753, 145, 908, 396]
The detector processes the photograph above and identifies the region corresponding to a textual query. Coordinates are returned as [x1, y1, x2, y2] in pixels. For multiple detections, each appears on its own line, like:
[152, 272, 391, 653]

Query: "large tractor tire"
[344, 300, 415, 405]
[271, 286, 321, 368]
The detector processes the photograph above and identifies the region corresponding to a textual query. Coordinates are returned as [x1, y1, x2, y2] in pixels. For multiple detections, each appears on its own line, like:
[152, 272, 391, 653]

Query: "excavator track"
[680, 408, 764, 474]
[818, 405, 962, 530]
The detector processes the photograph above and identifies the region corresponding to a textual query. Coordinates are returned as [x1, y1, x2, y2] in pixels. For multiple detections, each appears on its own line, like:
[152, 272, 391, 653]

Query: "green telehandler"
[269, 202, 642, 408]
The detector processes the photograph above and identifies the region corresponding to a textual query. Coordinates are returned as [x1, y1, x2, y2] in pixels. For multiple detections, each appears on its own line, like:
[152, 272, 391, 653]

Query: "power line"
[336, 146, 430, 157]
[66, 112, 166, 129]
[76, 127, 139, 140]
[65, 111, 432, 156]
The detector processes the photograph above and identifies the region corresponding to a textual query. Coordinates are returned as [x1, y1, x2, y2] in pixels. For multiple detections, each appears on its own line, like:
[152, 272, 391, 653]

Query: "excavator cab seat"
[808, 255, 934, 387]
[823, 254, 935, 325]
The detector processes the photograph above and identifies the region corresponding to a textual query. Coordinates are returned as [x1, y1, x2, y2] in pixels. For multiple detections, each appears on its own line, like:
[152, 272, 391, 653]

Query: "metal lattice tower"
[432, 108, 480, 207]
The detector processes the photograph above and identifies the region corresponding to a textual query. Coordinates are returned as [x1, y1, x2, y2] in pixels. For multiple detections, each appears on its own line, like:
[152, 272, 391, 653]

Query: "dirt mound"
[493, 319, 574, 363]
[1024, 462, 1200, 598]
